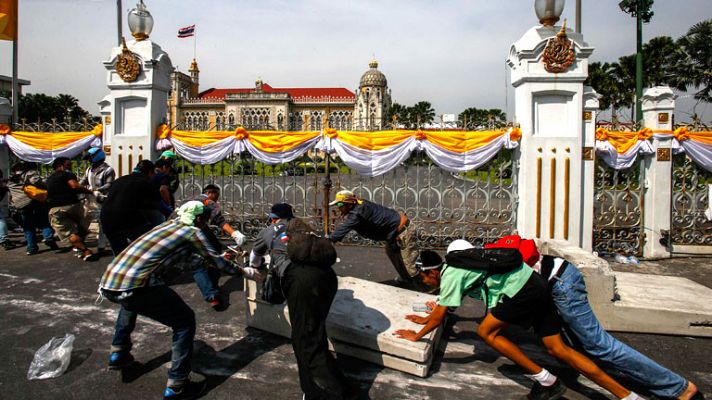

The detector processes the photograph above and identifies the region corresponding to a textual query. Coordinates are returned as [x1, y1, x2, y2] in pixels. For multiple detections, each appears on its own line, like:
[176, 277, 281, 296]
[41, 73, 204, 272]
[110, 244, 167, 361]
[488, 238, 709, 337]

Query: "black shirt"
[330, 200, 401, 242]
[46, 170, 80, 208]
[101, 173, 162, 232]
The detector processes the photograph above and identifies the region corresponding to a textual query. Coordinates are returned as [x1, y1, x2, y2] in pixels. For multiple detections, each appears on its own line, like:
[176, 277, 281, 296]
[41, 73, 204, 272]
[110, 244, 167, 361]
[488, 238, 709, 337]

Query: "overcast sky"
[0, 0, 710, 123]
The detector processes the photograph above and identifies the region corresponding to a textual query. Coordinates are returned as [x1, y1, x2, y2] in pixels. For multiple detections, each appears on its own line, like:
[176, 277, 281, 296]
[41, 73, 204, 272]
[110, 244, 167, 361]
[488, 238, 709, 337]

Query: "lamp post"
[534, 0, 565, 27]
[127, 0, 153, 41]
[619, 0, 654, 125]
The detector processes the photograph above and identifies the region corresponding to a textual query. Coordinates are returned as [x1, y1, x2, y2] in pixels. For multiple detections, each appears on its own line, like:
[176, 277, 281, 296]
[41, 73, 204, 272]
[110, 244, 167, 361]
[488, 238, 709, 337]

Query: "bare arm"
[67, 179, 93, 194]
[393, 305, 448, 342]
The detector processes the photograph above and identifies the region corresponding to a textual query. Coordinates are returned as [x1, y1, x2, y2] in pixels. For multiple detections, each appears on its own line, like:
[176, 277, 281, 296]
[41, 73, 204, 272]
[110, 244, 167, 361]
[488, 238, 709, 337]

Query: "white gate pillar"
[103, 38, 173, 176]
[581, 87, 600, 251]
[642, 86, 675, 258]
[508, 25, 594, 246]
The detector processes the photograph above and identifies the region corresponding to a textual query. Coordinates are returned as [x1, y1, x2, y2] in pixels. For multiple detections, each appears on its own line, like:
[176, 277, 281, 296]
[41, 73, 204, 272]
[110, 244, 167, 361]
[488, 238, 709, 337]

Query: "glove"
[242, 266, 264, 282]
[231, 230, 246, 246]
[248, 250, 262, 268]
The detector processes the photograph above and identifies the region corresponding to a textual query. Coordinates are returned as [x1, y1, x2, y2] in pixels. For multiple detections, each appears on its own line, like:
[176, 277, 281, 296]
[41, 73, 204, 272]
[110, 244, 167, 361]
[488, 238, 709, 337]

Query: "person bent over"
[329, 190, 418, 284]
[98, 201, 249, 400]
[250, 203, 355, 400]
[487, 235, 705, 400]
[46, 157, 95, 260]
[395, 240, 644, 400]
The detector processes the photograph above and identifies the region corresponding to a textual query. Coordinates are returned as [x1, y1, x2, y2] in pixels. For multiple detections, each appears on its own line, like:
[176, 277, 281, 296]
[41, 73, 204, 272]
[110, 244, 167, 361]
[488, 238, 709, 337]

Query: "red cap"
[484, 235, 540, 267]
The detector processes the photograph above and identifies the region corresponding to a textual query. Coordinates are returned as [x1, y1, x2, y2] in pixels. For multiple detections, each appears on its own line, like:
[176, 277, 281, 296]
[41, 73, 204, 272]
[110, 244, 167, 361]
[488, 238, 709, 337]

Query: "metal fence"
[671, 153, 712, 247]
[175, 150, 518, 248]
[593, 158, 645, 256]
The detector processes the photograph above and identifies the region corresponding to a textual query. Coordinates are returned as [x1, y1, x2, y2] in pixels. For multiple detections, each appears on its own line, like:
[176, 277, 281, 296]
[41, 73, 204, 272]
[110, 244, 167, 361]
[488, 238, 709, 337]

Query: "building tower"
[354, 59, 390, 130]
[188, 58, 200, 98]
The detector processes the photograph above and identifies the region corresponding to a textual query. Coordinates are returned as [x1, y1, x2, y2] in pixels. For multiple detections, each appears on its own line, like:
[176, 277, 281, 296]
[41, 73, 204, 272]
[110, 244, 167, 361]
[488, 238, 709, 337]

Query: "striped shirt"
[100, 219, 237, 291]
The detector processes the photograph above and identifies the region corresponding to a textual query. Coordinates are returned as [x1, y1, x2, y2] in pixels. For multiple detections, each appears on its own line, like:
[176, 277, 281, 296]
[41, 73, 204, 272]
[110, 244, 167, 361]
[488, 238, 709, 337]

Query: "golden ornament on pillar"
[116, 37, 141, 82]
[543, 20, 575, 73]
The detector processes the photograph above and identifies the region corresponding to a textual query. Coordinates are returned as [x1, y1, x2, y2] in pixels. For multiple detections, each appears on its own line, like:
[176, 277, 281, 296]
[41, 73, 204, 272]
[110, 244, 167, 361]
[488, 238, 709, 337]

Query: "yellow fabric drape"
[247, 130, 321, 153]
[671, 127, 712, 145]
[167, 128, 321, 153]
[425, 130, 508, 153]
[6, 126, 101, 151]
[596, 128, 644, 154]
[333, 129, 509, 153]
[334, 130, 414, 151]
[0, 0, 17, 41]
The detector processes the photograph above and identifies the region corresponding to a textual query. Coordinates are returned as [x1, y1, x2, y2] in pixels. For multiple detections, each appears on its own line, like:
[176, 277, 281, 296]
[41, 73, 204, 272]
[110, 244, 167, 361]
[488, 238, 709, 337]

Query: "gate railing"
[671, 153, 712, 247]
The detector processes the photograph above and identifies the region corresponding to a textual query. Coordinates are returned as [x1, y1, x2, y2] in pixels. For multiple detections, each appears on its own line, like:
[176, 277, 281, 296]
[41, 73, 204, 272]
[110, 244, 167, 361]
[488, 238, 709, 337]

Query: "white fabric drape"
[2, 134, 101, 164]
[321, 137, 418, 177]
[421, 133, 519, 173]
[595, 140, 654, 170]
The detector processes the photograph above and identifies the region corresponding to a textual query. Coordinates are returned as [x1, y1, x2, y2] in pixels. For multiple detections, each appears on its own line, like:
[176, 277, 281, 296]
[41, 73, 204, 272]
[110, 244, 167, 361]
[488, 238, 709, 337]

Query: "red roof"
[199, 83, 355, 102]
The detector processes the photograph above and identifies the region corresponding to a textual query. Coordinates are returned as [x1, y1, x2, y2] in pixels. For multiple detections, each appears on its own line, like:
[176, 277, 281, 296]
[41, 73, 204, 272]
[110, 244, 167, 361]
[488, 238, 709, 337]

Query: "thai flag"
[177, 25, 195, 38]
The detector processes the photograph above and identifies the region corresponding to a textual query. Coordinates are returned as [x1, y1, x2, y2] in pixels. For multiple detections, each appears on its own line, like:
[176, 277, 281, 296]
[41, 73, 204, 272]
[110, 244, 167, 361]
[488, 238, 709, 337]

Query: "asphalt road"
[0, 231, 710, 400]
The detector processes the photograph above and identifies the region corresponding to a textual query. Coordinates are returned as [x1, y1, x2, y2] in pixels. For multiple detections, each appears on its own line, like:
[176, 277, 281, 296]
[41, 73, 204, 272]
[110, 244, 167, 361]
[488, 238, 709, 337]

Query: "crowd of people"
[0, 148, 705, 400]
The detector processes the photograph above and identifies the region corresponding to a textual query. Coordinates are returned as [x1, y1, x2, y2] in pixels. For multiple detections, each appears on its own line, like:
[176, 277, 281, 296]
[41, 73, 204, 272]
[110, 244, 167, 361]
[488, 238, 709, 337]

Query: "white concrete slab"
[607, 272, 712, 337]
[244, 276, 443, 376]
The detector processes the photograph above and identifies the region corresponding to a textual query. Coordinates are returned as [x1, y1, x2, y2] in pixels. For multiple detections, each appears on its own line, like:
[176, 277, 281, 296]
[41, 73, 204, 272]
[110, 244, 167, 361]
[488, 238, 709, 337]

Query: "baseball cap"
[329, 190, 358, 206]
[160, 150, 177, 159]
[447, 239, 474, 254]
[268, 203, 294, 219]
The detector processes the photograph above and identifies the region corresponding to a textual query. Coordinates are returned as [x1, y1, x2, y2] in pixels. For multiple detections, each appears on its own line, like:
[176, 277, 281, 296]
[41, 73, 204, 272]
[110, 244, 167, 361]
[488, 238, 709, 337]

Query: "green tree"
[17, 92, 91, 123]
[458, 107, 506, 128]
[386, 102, 410, 128]
[409, 101, 435, 127]
[619, 0, 655, 122]
[673, 19, 712, 103]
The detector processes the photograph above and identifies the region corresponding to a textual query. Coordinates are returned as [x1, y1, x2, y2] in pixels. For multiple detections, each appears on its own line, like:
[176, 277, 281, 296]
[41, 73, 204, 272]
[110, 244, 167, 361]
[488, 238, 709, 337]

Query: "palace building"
[168, 59, 392, 131]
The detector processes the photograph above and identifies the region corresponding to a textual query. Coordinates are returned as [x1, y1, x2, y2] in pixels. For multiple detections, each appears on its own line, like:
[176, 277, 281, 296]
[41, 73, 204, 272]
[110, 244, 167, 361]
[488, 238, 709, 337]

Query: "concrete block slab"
[607, 272, 712, 337]
[244, 275, 443, 376]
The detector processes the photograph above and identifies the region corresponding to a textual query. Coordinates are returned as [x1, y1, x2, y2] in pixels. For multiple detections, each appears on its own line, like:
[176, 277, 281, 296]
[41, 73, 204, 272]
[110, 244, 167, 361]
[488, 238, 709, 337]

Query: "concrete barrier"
[244, 276, 442, 377]
[538, 239, 712, 337]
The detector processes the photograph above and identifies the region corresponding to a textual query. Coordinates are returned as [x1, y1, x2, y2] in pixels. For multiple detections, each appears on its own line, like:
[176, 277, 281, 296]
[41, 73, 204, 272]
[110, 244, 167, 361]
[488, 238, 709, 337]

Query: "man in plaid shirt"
[99, 200, 258, 400]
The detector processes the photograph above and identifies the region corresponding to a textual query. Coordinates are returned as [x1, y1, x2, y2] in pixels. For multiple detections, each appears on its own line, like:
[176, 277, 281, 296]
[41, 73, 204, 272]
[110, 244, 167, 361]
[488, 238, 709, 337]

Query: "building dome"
[359, 59, 387, 87]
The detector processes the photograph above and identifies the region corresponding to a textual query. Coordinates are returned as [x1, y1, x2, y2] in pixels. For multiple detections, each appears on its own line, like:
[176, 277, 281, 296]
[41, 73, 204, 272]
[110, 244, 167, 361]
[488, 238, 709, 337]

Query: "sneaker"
[525, 380, 567, 400]
[43, 239, 60, 250]
[82, 250, 97, 262]
[163, 380, 207, 400]
[208, 297, 228, 312]
[26, 248, 39, 256]
[108, 352, 134, 370]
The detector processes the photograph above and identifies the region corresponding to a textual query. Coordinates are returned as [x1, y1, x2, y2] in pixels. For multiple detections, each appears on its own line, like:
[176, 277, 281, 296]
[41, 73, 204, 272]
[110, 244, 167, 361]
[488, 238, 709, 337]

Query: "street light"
[127, 0, 153, 41]
[534, 0, 566, 26]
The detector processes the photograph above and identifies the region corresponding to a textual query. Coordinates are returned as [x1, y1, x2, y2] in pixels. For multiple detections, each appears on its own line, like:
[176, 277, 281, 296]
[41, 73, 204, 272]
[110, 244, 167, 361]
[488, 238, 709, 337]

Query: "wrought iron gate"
[593, 158, 645, 256]
[175, 150, 518, 248]
[671, 153, 712, 247]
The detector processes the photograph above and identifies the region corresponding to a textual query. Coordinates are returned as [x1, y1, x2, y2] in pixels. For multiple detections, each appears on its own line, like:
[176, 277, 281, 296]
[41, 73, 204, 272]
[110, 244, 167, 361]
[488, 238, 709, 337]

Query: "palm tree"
[458, 108, 506, 129]
[409, 101, 435, 127]
[673, 19, 712, 103]
[386, 102, 410, 128]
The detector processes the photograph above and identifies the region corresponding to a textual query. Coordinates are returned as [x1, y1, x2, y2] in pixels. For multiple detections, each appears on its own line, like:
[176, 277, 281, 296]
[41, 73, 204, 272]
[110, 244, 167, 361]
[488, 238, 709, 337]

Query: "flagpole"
[193, 27, 196, 60]
[11, 1, 18, 124]
[117, 0, 122, 46]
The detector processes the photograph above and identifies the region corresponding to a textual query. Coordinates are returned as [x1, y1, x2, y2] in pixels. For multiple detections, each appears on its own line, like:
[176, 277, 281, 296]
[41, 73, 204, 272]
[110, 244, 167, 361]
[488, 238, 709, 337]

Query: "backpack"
[444, 247, 523, 275]
[286, 218, 337, 268]
[22, 184, 48, 202]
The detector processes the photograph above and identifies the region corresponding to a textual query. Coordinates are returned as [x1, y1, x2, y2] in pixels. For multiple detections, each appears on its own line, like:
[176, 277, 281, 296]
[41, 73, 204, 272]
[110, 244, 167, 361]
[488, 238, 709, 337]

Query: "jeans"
[551, 265, 687, 398]
[20, 202, 55, 251]
[192, 265, 220, 301]
[0, 203, 8, 243]
[102, 286, 196, 383]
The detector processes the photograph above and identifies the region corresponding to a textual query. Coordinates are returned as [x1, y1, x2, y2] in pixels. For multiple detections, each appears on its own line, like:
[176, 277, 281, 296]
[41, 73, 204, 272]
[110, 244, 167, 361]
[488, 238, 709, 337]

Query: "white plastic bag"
[27, 334, 75, 380]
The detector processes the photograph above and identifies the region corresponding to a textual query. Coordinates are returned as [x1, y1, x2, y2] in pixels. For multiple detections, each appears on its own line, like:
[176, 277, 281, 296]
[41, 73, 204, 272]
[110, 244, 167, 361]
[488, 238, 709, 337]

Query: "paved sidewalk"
[0, 234, 710, 399]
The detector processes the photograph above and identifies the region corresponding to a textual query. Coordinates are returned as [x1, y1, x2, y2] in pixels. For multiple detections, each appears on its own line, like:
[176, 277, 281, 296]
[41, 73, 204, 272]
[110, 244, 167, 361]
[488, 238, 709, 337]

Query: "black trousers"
[282, 264, 348, 400]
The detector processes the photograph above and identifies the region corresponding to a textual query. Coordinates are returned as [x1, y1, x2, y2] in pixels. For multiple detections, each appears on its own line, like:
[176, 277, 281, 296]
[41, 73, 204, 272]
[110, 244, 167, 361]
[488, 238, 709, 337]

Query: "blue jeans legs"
[551, 265, 687, 398]
[103, 286, 196, 383]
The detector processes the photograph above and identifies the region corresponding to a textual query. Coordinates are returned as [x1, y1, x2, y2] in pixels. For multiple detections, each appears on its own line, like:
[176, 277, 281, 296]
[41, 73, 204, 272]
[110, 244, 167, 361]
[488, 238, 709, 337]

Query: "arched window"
[277, 113, 284, 130]
[228, 113, 235, 129]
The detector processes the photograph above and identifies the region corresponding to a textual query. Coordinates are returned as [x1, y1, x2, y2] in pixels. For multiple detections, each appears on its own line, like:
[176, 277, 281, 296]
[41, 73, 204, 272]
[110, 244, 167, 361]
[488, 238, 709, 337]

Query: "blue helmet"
[87, 147, 106, 163]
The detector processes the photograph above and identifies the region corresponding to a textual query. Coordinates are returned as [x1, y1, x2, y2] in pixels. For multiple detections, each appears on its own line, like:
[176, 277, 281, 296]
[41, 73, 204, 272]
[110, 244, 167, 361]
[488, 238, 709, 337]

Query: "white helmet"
[447, 239, 474, 253]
